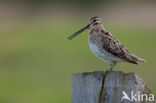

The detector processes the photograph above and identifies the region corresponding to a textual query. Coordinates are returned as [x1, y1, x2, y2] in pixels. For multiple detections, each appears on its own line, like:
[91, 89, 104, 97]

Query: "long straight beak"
[67, 23, 90, 40]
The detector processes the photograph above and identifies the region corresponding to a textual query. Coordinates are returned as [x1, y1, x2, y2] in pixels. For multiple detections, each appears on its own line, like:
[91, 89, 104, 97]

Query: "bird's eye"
[93, 19, 96, 22]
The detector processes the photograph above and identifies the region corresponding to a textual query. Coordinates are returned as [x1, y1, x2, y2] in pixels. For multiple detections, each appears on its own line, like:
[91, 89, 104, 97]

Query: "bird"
[67, 16, 145, 71]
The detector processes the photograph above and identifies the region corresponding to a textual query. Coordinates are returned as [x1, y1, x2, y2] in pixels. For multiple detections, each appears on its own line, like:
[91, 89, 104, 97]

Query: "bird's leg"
[106, 62, 117, 71]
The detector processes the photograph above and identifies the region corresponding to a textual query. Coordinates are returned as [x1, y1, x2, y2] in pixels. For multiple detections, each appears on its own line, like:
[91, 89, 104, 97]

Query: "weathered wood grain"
[71, 71, 155, 103]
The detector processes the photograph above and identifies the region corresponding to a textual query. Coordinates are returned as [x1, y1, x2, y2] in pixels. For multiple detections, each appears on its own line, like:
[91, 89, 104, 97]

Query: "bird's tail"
[126, 53, 145, 64]
[137, 57, 145, 62]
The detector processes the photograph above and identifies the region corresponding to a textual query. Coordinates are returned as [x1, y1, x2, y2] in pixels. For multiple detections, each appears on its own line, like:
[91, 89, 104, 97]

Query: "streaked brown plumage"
[67, 16, 145, 71]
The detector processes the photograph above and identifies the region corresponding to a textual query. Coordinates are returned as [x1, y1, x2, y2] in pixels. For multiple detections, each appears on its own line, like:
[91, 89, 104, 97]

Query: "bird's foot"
[105, 67, 113, 73]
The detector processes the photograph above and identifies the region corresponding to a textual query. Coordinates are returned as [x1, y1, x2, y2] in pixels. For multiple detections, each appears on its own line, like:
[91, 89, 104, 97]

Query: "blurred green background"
[0, 0, 156, 103]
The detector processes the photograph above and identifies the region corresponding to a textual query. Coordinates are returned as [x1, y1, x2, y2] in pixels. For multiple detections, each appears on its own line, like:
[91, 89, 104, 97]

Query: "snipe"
[67, 16, 144, 71]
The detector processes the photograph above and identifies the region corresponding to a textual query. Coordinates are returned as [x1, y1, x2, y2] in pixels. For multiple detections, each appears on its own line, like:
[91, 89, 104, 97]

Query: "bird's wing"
[100, 30, 138, 64]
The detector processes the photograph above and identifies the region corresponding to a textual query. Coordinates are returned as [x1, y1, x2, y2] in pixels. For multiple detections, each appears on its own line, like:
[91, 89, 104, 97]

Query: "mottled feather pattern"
[90, 28, 144, 64]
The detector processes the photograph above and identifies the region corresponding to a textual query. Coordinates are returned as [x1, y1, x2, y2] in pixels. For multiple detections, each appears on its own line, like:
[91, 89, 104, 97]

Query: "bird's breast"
[88, 31, 102, 58]
[88, 40, 101, 58]
[88, 36, 122, 63]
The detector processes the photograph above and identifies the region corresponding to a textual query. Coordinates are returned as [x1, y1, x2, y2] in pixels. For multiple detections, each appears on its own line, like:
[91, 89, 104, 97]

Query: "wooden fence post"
[71, 71, 155, 103]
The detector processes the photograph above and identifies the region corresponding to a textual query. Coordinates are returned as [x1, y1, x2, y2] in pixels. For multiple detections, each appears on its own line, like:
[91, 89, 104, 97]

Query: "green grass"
[0, 18, 155, 103]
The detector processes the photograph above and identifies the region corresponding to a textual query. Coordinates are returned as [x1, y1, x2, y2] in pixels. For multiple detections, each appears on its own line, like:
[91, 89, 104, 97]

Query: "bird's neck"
[89, 25, 106, 44]
[89, 25, 106, 34]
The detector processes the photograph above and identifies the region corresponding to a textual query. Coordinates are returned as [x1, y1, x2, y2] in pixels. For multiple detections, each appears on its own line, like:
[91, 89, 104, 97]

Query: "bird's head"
[67, 16, 103, 40]
[89, 16, 103, 28]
